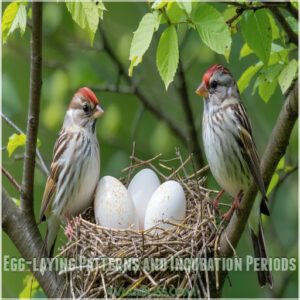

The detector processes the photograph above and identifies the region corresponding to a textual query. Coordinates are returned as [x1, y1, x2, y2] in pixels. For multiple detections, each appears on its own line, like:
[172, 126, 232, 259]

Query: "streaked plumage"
[196, 64, 272, 287]
[40, 87, 104, 255]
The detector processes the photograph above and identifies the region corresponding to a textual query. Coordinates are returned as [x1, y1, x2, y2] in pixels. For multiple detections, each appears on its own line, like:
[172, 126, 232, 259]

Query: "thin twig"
[1, 112, 49, 176]
[100, 28, 187, 147]
[1, 166, 21, 192]
[21, 2, 43, 214]
[178, 60, 204, 168]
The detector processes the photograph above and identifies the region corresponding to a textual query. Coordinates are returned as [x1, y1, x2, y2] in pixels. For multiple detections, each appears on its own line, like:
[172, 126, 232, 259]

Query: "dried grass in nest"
[58, 149, 227, 298]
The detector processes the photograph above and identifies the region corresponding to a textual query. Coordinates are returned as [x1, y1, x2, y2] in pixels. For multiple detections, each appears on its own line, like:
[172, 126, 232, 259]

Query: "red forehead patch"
[77, 87, 99, 105]
[203, 64, 230, 86]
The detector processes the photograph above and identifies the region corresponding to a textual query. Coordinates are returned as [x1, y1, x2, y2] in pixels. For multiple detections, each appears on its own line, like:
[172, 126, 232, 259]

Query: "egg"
[144, 180, 186, 231]
[128, 168, 160, 230]
[94, 176, 139, 230]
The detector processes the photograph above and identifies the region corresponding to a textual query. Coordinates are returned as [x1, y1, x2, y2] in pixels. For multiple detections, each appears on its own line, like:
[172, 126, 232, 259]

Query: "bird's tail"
[250, 221, 273, 288]
[45, 215, 60, 257]
[260, 195, 270, 216]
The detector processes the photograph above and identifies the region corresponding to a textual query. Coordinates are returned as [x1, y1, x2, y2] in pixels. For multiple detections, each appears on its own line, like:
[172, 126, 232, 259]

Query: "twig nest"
[59, 153, 219, 298]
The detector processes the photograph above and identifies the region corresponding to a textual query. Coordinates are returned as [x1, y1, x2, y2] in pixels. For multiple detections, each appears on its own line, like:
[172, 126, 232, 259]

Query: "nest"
[58, 149, 227, 298]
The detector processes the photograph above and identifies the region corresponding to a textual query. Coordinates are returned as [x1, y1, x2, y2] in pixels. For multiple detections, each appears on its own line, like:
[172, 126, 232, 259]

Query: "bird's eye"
[82, 103, 90, 113]
[211, 80, 218, 89]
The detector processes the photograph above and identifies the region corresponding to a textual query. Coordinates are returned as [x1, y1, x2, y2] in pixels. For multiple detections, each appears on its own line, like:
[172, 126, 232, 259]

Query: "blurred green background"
[2, 2, 298, 298]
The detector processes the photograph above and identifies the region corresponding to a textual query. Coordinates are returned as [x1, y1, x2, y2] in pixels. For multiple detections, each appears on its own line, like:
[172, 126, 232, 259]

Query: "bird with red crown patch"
[40, 87, 104, 256]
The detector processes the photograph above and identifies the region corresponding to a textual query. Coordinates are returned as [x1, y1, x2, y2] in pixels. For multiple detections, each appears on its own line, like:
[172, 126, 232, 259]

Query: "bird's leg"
[222, 190, 243, 221]
[212, 189, 225, 212]
[64, 216, 81, 240]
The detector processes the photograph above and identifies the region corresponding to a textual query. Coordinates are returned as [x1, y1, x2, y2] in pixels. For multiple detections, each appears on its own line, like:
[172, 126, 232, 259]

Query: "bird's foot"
[212, 189, 225, 213]
[64, 220, 74, 240]
[222, 190, 244, 221]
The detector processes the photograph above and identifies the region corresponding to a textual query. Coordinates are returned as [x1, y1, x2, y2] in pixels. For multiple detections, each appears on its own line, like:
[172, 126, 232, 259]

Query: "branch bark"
[21, 2, 43, 214]
[219, 80, 298, 258]
[178, 60, 204, 168]
[2, 189, 65, 297]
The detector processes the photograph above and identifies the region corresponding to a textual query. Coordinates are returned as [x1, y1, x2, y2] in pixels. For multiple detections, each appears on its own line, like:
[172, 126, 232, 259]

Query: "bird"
[39, 87, 104, 256]
[195, 64, 273, 287]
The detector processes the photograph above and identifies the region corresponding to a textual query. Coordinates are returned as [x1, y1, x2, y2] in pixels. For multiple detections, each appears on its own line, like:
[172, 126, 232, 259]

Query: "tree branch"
[178, 60, 204, 168]
[1, 166, 21, 192]
[100, 29, 187, 147]
[21, 2, 43, 214]
[270, 7, 298, 45]
[1, 112, 49, 177]
[2, 189, 65, 297]
[219, 80, 298, 258]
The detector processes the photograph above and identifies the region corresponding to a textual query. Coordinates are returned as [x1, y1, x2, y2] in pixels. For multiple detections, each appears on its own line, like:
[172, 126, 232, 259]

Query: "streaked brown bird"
[196, 64, 273, 287]
[40, 87, 104, 256]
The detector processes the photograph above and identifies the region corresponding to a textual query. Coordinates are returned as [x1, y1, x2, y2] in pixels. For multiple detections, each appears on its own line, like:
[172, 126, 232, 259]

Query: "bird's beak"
[196, 82, 208, 98]
[93, 105, 104, 119]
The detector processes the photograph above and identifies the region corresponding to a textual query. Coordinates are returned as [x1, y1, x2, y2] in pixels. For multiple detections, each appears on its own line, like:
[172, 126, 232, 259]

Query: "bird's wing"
[39, 130, 68, 223]
[237, 124, 266, 197]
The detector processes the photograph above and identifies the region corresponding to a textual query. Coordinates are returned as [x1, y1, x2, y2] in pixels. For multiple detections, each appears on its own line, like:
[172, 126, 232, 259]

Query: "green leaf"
[278, 59, 298, 94]
[268, 43, 289, 65]
[267, 173, 279, 195]
[128, 12, 160, 76]
[166, 2, 186, 23]
[240, 43, 252, 59]
[12, 198, 20, 208]
[286, 16, 298, 33]
[268, 12, 280, 40]
[241, 9, 272, 65]
[156, 25, 179, 90]
[176, 0, 192, 15]
[237, 62, 263, 94]
[193, 4, 232, 56]
[276, 156, 285, 170]
[7, 133, 26, 158]
[152, 0, 168, 10]
[19, 275, 41, 299]
[66, 1, 105, 46]
[258, 64, 283, 102]
[2, 2, 27, 44]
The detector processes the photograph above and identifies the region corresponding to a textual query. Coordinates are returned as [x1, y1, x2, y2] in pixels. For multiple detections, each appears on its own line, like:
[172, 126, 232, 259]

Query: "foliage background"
[2, 1, 298, 298]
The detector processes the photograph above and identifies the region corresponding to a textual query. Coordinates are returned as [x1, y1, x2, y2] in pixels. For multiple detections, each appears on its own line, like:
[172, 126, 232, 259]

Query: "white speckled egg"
[128, 168, 160, 230]
[144, 180, 186, 231]
[94, 176, 139, 230]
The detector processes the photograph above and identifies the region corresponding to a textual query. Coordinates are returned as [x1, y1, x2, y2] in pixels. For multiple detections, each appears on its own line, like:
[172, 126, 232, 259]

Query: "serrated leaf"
[258, 64, 283, 102]
[176, 0, 192, 15]
[2, 2, 27, 44]
[7, 133, 26, 158]
[66, 1, 105, 46]
[156, 25, 179, 90]
[278, 59, 298, 94]
[128, 12, 160, 76]
[241, 9, 272, 65]
[237, 62, 263, 94]
[193, 4, 231, 56]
